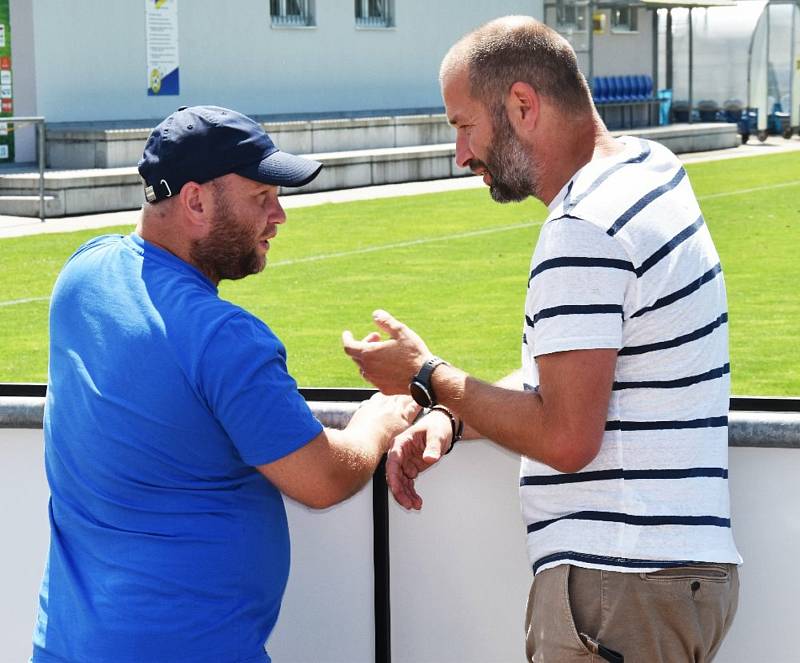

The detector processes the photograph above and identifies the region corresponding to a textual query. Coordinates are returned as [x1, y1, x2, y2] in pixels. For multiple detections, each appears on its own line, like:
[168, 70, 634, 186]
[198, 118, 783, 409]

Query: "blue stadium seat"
[606, 76, 620, 102]
[592, 77, 608, 103]
[632, 75, 646, 100]
[642, 75, 654, 99]
[621, 76, 634, 101]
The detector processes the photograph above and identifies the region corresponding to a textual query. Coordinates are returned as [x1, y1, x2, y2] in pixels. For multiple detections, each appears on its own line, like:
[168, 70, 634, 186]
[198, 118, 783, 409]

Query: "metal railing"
[2, 387, 800, 448]
[355, 15, 391, 28]
[270, 13, 312, 27]
[2, 116, 46, 222]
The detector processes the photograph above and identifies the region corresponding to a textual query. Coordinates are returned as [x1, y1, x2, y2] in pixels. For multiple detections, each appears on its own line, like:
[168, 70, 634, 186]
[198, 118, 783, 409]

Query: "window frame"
[355, 0, 395, 29]
[555, 1, 589, 34]
[270, 0, 315, 28]
[610, 6, 639, 33]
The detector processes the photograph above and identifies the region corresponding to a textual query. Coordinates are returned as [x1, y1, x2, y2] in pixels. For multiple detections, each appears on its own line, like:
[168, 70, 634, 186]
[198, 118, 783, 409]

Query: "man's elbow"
[547, 434, 602, 474]
[301, 495, 341, 511]
[296, 472, 364, 510]
[294, 484, 348, 510]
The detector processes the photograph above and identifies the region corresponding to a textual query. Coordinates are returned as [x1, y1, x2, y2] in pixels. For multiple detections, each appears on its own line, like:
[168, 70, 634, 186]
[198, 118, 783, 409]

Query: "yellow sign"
[593, 12, 606, 34]
[149, 68, 162, 94]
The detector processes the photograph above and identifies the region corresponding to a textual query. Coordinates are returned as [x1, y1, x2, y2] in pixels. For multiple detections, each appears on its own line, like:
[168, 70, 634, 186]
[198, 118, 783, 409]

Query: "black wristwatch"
[409, 356, 448, 407]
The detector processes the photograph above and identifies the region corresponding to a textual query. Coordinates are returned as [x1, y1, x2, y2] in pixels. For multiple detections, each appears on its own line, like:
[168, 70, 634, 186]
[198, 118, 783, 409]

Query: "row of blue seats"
[592, 75, 655, 103]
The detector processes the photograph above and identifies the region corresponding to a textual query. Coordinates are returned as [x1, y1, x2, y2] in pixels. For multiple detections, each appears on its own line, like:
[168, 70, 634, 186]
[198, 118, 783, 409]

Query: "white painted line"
[0, 296, 50, 308]
[1, 176, 796, 308]
[697, 180, 800, 201]
[0, 222, 541, 308]
[269, 221, 540, 267]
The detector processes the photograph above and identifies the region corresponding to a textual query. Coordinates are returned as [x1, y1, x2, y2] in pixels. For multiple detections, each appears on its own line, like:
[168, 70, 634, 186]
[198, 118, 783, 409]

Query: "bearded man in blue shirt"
[33, 105, 416, 663]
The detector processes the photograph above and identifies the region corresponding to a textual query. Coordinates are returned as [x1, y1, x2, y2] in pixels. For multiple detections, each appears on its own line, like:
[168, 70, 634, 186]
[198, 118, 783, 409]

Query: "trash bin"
[723, 99, 744, 123]
[697, 99, 720, 122]
[767, 102, 792, 138]
[672, 99, 690, 123]
[737, 108, 758, 144]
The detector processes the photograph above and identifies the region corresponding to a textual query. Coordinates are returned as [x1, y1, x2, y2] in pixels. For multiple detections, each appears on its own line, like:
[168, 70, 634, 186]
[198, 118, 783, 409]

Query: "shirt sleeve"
[198, 311, 323, 466]
[527, 216, 635, 357]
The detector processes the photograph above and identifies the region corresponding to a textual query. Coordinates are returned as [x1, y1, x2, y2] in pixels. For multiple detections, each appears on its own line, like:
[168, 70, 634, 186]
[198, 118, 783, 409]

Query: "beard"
[189, 183, 265, 282]
[472, 106, 539, 204]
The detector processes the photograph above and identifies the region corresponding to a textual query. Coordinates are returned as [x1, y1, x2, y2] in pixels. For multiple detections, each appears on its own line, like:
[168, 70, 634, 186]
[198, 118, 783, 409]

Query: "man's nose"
[454, 132, 474, 169]
[270, 199, 287, 225]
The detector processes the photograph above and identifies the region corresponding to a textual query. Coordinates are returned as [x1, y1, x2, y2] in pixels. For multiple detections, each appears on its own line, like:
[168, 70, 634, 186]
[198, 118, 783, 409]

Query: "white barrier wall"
[2, 424, 799, 663]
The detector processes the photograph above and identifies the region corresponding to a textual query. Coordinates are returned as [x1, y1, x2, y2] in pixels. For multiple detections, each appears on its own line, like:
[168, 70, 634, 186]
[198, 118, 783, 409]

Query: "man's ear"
[178, 182, 210, 236]
[506, 81, 540, 132]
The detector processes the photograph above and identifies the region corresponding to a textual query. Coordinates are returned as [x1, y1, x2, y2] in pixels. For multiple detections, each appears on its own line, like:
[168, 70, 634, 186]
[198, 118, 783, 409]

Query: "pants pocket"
[640, 564, 730, 583]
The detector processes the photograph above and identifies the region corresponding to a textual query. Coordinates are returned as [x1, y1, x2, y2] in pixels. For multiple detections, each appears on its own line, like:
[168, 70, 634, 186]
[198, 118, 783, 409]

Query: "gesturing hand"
[342, 309, 433, 395]
[385, 409, 454, 510]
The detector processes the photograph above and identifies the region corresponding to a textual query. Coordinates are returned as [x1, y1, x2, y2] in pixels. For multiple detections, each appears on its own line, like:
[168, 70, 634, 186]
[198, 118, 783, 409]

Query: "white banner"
[146, 0, 180, 96]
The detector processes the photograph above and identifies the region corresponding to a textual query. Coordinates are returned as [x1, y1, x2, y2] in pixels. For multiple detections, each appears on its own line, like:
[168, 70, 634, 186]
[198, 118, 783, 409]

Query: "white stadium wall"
[13, 0, 544, 126]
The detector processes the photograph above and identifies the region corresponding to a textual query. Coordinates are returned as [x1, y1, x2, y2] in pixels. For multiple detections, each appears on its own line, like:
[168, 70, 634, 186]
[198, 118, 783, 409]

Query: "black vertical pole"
[587, 1, 595, 92]
[688, 7, 694, 124]
[652, 9, 659, 126]
[372, 456, 391, 663]
[652, 9, 659, 90]
[666, 9, 673, 91]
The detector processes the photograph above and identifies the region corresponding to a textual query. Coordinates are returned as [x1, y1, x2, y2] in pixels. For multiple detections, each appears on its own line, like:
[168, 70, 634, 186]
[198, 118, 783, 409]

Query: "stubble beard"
[189, 183, 265, 283]
[485, 105, 540, 204]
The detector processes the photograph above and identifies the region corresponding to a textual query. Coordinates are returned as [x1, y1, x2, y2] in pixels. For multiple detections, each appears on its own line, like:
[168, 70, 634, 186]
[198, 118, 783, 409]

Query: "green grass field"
[1, 152, 798, 395]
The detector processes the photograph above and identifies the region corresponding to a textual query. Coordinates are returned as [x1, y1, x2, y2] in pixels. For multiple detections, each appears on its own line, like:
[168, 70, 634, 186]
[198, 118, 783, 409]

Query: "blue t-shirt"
[33, 233, 323, 663]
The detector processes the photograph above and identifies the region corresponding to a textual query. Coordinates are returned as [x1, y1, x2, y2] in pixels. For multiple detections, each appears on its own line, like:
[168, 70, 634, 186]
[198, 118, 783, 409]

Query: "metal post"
[372, 457, 391, 663]
[791, 3, 797, 130]
[652, 8, 659, 126]
[37, 119, 46, 222]
[587, 0, 595, 93]
[665, 9, 673, 91]
[688, 7, 694, 124]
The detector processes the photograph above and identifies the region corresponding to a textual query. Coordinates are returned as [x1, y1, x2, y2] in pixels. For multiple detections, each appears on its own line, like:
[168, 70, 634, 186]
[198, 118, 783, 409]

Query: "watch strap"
[413, 356, 448, 406]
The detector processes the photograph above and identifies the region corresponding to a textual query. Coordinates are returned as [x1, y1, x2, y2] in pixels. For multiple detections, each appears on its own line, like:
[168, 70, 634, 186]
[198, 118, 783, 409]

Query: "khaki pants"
[525, 563, 739, 662]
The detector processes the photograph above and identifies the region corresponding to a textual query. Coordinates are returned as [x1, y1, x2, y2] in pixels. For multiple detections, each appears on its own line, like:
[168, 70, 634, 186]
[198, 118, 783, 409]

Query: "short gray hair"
[441, 16, 593, 117]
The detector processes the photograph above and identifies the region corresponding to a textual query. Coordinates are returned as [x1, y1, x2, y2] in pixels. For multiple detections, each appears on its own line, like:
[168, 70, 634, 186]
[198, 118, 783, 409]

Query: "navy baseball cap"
[137, 105, 323, 203]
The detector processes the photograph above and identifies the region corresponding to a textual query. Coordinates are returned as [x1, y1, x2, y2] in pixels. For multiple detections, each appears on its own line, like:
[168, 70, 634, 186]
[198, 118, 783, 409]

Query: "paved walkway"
[1, 134, 799, 240]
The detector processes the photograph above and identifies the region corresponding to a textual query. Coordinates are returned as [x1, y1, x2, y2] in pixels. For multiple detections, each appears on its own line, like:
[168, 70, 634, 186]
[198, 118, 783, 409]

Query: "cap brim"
[235, 150, 323, 188]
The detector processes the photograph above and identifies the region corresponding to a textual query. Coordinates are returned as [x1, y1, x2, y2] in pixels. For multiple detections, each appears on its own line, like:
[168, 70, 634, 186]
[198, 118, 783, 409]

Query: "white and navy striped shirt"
[520, 136, 742, 575]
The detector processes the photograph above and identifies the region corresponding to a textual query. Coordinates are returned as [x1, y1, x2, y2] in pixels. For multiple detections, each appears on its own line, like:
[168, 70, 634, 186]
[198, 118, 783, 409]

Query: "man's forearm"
[431, 365, 551, 458]
[460, 368, 524, 441]
[322, 425, 389, 502]
[430, 351, 613, 473]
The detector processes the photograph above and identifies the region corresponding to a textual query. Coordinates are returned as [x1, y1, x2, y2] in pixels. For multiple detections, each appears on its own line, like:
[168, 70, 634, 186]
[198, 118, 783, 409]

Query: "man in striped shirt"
[343, 15, 741, 663]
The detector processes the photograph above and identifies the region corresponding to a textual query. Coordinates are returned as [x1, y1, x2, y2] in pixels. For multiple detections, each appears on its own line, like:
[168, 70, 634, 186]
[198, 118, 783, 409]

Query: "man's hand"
[385, 409, 454, 510]
[342, 309, 433, 395]
[346, 392, 421, 452]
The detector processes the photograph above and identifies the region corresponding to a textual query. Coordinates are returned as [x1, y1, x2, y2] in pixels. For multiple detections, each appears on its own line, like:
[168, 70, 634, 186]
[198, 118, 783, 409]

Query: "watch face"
[409, 380, 433, 407]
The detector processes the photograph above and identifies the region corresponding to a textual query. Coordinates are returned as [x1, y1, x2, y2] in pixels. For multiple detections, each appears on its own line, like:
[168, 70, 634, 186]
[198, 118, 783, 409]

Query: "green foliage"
[0, 152, 798, 395]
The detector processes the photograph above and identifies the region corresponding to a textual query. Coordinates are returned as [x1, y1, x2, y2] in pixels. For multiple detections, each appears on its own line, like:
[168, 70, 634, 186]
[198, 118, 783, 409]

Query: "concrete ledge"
[44, 113, 739, 171]
[5, 123, 741, 218]
[621, 123, 740, 153]
[0, 145, 472, 217]
[46, 114, 457, 169]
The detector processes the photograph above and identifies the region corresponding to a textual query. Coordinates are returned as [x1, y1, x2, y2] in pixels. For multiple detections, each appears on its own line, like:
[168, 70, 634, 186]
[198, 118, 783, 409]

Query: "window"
[611, 7, 638, 32]
[270, 0, 314, 27]
[355, 0, 394, 28]
[555, 1, 588, 33]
